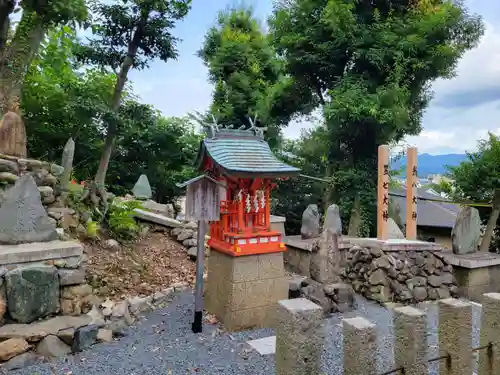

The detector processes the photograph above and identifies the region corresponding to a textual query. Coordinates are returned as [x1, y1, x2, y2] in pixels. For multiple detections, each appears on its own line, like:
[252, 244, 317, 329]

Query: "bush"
[106, 199, 143, 242]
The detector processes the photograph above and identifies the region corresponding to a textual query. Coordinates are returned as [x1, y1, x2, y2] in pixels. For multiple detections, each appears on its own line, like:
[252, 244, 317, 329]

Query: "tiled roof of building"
[196, 129, 301, 177]
[389, 187, 460, 229]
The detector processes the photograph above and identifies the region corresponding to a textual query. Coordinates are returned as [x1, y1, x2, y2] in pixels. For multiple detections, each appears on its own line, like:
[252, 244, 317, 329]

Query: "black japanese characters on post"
[383, 164, 389, 175]
[412, 165, 418, 177]
[382, 210, 389, 221]
[412, 196, 417, 204]
[412, 211, 417, 220]
[383, 195, 389, 205]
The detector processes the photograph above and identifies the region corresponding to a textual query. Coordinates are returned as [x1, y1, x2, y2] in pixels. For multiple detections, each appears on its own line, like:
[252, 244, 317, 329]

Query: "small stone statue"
[0, 103, 27, 157]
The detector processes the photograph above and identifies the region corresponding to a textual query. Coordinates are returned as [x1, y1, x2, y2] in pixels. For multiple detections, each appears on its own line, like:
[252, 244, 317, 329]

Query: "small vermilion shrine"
[196, 128, 299, 256]
[197, 124, 300, 331]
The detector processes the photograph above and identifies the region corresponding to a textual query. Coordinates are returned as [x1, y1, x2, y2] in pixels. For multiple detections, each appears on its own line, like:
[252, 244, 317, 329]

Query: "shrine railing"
[275, 295, 499, 375]
[211, 198, 268, 241]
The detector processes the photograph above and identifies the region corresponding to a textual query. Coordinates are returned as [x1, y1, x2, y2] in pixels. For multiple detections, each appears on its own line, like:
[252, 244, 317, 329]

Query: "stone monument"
[310, 204, 342, 284]
[0, 174, 58, 244]
[132, 174, 152, 200]
[451, 206, 481, 255]
[0, 108, 27, 158]
[60, 137, 75, 188]
[301, 204, 320, 239]
[387, 218, 405, 239]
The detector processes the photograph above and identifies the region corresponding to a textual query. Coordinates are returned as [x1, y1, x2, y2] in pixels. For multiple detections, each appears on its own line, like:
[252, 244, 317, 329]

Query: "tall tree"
[449, 133, 500, 252]
[23, 26, 199, 206]
[75, 0, 191, 187]
[0, 0, 87, 113]
[198, 7, 298, 146]
[270, 0, 484, 233]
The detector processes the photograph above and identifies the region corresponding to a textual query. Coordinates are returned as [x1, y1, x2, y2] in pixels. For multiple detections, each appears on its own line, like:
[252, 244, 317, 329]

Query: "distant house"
[389, 187, 460, 249]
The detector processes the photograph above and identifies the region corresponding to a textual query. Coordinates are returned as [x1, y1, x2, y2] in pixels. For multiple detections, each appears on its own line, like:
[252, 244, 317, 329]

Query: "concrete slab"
[437, 251, 500, 269]
[133, 209, 182, 228]
[0, 241, 82, 265]
[286, 235, 351, 252]
[345, 237, 443, 252]
[270, 215, 286, 223]
[247, 336, 276, 355]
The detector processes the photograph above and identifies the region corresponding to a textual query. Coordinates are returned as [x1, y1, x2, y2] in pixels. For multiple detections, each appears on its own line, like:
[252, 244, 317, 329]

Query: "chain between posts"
[377, 342, 496, 375]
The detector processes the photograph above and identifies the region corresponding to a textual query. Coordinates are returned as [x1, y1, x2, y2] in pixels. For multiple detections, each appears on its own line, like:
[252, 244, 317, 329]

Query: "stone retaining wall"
[343, 245, 458, 303]
[0, 241, 89, 325]
[0, 154, 81, 231]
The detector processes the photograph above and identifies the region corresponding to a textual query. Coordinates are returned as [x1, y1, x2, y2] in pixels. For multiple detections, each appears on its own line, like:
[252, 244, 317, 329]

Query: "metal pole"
[192, 220, 206, 333]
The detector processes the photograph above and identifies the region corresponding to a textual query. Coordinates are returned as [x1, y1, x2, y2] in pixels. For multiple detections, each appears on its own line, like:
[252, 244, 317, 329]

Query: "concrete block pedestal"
[205, 249, 288, 332]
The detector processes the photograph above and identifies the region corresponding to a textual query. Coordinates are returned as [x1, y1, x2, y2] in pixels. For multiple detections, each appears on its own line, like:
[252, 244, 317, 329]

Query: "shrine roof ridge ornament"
[191, 113, 301, 178]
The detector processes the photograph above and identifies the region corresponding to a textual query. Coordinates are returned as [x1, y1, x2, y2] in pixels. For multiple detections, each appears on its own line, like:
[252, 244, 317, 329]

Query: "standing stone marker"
[60, 137, 75, 188]
[451, 206, 481, 254]
[311, 204, 342, 283]
[0, 174, 58, 244]
[132, 174, 152, 200]
[275, 298, 324, 375]
[387, 218, 405, 239]
[301, 204, 320, 239]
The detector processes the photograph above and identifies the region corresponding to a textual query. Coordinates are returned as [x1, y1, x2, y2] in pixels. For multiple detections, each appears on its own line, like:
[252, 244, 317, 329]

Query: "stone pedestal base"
[205, 250, 288, 332]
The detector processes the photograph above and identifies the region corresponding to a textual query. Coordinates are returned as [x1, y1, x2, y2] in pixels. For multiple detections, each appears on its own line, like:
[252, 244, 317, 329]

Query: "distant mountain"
[391, 153, 467, 177]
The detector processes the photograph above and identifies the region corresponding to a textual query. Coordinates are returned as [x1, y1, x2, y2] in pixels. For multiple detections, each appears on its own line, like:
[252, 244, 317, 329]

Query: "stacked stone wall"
[343, 245, 458, 303]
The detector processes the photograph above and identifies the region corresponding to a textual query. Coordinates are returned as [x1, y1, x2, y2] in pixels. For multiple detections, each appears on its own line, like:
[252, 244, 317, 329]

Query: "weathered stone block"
[0, 338, 30, 361]
[6, 265, 60, 323]
[58, 268, 86, 286]
[343, 317, 376, 375]
[478, 293, 500, 374]
[258, 252, 285, 279]
[72, 324, 99, 352]
[394, 306, 427, 375]
[275, 298, 324, 375]
[36, 335, 71, 358]
[206, 250, 287, 332]
[438, 299, 472, 375]
[224, 305, 276, 332]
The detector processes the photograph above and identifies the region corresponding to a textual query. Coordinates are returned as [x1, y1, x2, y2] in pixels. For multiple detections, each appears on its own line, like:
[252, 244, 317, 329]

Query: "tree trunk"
[0, 1, 14, 52]
[93, 18, 146, 186]
[0, 10, 45, 114]
[480, 190, 500, 252]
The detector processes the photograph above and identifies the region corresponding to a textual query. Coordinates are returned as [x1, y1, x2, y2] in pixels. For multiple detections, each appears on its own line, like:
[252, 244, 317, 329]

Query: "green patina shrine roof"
[195, 128, 301, 178]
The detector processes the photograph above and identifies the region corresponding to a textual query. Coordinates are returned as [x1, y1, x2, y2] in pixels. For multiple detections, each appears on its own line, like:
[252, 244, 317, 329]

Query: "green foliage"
[75, 0, 191, 71]
[106, 199, 143, 241]
[449, 133, 500, 251]
[23, 26, 199, 207]
[107, 115, 201, 204]
[449, 132, 500, 202]
[73, 0, 192, 184]
[273, 126, 329, 233]
[198, 7, 291, 146]
[22, 0, 87, 26]
[269, 0, 484, 234]
[86, 220, 100, 239]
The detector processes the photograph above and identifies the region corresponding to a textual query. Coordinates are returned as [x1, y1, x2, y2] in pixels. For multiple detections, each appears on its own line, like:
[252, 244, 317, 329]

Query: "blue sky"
[128, 0, 500, 155]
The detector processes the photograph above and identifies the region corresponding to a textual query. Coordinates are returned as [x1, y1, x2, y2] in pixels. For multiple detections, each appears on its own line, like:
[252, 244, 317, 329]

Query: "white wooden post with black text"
[177, 175, 221, 333]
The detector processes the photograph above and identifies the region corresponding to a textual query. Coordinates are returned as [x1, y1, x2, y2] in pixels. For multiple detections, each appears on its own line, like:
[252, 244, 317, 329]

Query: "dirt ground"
[83, 230, 197, 299]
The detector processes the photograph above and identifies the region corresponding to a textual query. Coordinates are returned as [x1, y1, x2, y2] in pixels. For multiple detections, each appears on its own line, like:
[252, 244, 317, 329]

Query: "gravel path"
[10, 291, 481, 375]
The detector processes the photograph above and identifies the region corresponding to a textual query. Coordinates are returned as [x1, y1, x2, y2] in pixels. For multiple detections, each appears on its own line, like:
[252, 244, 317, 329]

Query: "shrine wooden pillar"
[405, 147, 418, 240]
[377, 145, 389, 240]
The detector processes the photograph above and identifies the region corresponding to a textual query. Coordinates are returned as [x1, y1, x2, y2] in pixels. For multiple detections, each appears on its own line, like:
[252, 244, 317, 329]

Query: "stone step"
[0, 240, 82, 266]
[133, 208, 182, 228]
